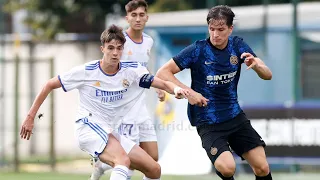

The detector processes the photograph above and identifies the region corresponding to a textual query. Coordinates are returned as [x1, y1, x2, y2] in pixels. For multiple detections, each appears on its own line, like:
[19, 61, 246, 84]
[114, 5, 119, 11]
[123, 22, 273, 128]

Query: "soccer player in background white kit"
[90, 1, 165, 180]
[20, 24, 189, 180]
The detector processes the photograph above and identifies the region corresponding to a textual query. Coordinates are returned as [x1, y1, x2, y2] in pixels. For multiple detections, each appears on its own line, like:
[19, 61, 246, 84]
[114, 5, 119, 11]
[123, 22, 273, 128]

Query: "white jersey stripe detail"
[86, 122, 108, 143]
[82, 118, 108, 143]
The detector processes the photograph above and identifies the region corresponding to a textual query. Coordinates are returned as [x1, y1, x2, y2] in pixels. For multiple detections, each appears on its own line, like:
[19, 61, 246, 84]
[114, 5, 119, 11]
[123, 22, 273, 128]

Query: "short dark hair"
[125, 0, 148, 13]
[207, 5, 235, 27]
[100, 24, 126, 46]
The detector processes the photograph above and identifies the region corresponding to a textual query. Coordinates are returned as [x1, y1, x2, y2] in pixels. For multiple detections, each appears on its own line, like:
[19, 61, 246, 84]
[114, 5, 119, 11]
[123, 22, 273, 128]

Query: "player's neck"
[126, 28, 143, 43]
[100, 60, 120, 75]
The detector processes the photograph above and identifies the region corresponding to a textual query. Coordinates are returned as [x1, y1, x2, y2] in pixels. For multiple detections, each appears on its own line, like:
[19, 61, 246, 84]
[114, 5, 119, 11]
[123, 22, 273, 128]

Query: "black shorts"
[196, 112, 266, 165]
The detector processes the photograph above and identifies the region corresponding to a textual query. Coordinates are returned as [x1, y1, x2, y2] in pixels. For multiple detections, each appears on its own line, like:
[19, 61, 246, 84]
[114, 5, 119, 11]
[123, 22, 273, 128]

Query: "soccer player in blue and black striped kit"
[156, 5, 273, 180]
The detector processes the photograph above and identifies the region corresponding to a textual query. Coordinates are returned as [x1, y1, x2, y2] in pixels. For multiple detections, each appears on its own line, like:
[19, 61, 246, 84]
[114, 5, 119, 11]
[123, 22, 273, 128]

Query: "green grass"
[3, 156, 88, 164]
[0, 172, 89, 180]
[0, 172, 185, 180]
[0, 172, 320, 180]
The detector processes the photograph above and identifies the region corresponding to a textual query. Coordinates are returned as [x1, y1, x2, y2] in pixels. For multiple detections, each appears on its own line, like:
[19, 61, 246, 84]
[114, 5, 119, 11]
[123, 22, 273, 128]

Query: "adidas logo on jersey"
[128, 50, 132, 55]
[93, 81, 101, 87]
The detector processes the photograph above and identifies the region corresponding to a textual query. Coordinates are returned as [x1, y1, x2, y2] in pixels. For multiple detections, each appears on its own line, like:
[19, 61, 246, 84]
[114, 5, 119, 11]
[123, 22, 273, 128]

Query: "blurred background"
[1, 0, 320, 179]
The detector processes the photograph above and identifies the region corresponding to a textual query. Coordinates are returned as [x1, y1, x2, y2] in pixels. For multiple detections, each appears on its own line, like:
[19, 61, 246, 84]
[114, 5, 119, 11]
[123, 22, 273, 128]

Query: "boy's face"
[126, 7, 148, 31]
[100, 39, 124, 64]
[208, 19, 233, 49]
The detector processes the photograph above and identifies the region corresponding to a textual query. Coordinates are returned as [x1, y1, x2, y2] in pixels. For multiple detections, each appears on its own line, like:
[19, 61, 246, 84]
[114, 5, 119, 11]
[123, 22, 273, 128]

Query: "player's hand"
[20, 114, 35, 140]
[174, 87, 190, 99]
[241, 52, 257, 70]
[156, 89, 166, 102]
[187, 90, 209, 107]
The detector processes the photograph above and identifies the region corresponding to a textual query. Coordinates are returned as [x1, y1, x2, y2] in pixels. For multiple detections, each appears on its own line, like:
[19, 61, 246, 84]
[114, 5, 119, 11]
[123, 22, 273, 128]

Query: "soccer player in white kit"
[121, 0, 162, 152]
[20, 24, 189, 180]
[90, 1, 165, 180]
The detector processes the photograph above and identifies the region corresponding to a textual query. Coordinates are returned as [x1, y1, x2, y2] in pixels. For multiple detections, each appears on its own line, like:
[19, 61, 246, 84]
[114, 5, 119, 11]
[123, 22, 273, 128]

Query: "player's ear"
[125, 15, 129, 22]
[146, 15, 149, 22]
[100, 45, 104, 53]
[228, 25, 233, 35]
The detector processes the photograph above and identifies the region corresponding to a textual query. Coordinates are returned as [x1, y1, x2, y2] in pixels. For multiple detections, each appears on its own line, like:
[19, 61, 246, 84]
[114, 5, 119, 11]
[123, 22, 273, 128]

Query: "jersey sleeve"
[172, 42, 200, 70]
[133, 63, 154, 89]
[58, 65, 85, 92]
[234, 36, 257, 64]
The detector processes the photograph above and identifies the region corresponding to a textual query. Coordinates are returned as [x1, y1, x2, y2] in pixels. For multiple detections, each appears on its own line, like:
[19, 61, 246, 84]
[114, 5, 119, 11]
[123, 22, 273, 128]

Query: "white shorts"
[118, 93, 157, 144]
[118, 118, 157, 144]
[74, 117, 136, 158]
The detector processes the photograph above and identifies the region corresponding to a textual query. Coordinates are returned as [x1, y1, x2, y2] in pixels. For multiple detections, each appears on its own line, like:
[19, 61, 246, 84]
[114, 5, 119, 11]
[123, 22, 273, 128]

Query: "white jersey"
[118, 31, 154, 125]
[58, 60, 153, 130]
[121, 31, 153, 67]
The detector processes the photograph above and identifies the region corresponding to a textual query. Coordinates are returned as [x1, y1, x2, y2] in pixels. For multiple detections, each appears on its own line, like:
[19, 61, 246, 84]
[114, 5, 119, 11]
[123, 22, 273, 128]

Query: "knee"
[253, 162, 270, 176]
[147, 163, 161, 178]
[114, 155, 131, 167]
[121, 155, 131, 167]
[215, 162, 236, 177]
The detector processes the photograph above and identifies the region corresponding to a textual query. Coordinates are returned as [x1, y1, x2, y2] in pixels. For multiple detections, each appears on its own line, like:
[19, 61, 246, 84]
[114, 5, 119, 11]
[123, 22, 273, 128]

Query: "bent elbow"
[44, 81, 55, 92]
[263, 73, 272, 80]
[45, 77, 61, 91]
[155, 68, 166, 79]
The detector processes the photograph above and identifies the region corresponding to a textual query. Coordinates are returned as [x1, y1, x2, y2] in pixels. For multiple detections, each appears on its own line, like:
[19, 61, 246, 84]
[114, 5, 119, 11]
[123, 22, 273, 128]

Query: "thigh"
[98, 134, 129, 167]
[197, 126, 231, 165]
[111, 131, 136, 154]
[242, 146, 268, 169]
[128, 144, 159, 173]
[228, 121, 266, 160]
[140, 141, 158, 161]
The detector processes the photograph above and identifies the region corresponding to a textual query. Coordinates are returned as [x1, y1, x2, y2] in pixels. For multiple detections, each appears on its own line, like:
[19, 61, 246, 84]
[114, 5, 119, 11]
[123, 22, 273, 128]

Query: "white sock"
[110, 165, 128, 180]
[142, 175, 160, 180]
[101, 162, 113, 171]
[127, 169, 134, 180]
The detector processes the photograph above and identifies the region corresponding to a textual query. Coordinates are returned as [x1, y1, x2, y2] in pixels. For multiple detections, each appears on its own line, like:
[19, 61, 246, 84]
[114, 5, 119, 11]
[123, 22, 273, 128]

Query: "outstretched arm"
[138, 73, 189, 99]
[151, 77, 189, 98]
[20, 76, 62, 140]
[145, 64, 166, 102]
